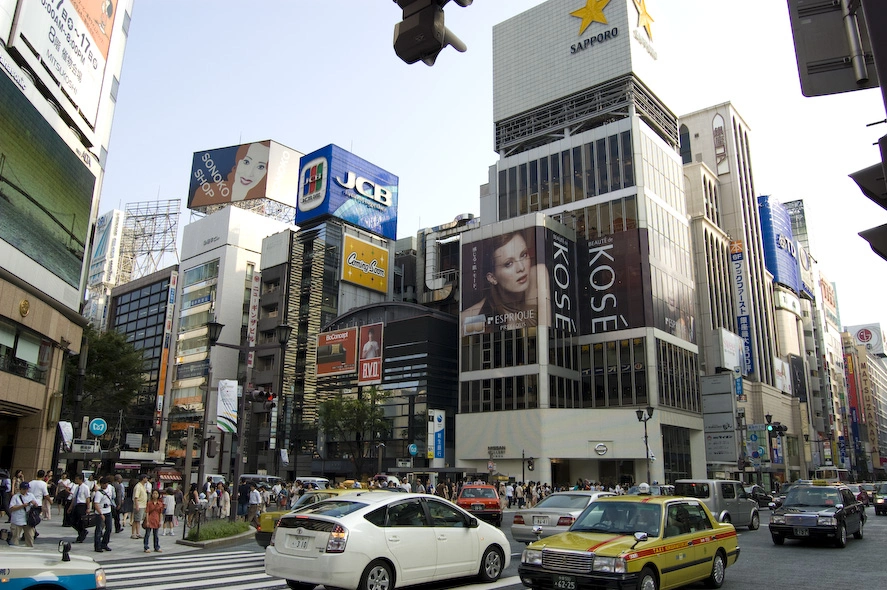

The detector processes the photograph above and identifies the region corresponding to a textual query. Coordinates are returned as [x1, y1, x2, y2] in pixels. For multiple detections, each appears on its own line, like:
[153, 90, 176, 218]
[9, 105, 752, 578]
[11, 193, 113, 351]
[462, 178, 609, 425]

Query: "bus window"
[814, 467, 850, 483]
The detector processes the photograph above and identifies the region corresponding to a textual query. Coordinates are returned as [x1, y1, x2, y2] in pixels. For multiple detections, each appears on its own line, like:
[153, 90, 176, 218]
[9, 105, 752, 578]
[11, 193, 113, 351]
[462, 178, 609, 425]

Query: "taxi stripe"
[585, 535, 627, 552]
[625, 529, 738, 561]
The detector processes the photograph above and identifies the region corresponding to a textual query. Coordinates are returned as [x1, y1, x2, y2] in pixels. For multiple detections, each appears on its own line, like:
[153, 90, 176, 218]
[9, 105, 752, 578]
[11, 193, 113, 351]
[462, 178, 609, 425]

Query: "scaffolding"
[119, 199, 181, 281]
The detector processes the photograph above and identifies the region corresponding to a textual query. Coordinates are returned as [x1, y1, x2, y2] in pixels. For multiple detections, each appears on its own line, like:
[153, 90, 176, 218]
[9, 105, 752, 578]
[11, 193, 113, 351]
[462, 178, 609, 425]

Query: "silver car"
[510, 490, 614, 542]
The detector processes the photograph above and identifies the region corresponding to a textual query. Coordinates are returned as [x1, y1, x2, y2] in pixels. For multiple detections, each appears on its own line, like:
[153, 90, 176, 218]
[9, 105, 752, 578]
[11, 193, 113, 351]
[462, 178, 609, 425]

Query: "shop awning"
[157, 471, 182, 481]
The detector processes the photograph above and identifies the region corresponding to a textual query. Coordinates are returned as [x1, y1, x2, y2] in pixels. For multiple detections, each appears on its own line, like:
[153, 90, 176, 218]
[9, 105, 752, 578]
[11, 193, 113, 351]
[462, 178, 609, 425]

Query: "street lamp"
[636, 405, 654, 484]
[202, 320, 292, 521]
[376, 442, 385, 476]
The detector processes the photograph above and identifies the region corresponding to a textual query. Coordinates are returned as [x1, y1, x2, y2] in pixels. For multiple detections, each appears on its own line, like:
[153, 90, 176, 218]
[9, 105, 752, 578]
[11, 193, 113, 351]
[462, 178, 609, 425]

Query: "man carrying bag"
[66, 473, 92, 543]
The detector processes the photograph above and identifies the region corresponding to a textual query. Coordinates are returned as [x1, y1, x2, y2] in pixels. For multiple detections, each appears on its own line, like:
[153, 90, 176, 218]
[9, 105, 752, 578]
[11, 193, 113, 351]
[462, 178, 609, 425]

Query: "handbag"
[81, 512, 99, 528]
[26, 505, 42, 527]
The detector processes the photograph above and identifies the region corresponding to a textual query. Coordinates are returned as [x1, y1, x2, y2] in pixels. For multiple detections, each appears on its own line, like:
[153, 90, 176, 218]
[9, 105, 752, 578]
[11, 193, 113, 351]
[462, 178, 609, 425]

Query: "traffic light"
[205, 436, 218, 458]
[248, 390, 266, 404]
[527, 458, 534, 471]
[393, 0, 472, 66]
[264, 392, 277, 412]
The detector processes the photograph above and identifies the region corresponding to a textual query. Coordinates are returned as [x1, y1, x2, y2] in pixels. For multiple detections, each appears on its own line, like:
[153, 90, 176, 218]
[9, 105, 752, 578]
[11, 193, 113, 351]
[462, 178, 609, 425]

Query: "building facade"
[456, 0, 705, 488]
[0, 0, 134, 471]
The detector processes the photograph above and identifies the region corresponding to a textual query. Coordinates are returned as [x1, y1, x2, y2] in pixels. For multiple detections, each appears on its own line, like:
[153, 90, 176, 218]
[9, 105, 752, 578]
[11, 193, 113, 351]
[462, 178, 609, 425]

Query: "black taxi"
[768, 481, 866, 548]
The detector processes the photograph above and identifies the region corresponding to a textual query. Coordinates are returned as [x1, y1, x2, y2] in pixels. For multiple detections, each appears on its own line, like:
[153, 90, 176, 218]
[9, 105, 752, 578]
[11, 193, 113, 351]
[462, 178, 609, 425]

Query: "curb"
[174, 526, 256, 549]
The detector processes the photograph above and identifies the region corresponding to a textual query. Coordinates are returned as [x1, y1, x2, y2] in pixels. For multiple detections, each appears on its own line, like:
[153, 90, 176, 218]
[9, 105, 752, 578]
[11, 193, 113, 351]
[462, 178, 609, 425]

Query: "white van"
[296, 476, 330, 489]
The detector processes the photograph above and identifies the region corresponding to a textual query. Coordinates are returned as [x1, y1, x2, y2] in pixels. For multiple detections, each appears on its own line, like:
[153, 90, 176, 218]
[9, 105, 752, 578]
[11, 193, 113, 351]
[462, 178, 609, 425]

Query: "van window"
[674, 482, 710, 498]
[721, 483, 735, 499]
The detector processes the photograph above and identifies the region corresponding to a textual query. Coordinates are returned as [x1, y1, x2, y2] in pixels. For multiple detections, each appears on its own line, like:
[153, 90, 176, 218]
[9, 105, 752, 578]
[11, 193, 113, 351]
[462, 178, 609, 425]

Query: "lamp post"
[636, 405, 654, 484]
[204, 320, 292, 521]
[376, 442, 385, 476]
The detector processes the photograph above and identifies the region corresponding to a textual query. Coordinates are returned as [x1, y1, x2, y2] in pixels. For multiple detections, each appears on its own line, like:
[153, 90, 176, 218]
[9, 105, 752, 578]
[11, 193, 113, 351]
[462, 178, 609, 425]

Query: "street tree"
[317, 386, 389, 479]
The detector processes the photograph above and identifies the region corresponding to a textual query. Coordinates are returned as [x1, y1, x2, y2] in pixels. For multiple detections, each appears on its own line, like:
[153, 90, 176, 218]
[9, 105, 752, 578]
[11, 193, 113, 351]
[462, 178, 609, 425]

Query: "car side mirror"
[468, 516, 479, 528]
[768, 502, 776, 509]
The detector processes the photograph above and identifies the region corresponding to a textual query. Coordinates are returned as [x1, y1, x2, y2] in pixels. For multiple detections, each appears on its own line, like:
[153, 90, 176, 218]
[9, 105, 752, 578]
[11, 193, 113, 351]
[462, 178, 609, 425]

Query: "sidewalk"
[7, 510, 202, 563]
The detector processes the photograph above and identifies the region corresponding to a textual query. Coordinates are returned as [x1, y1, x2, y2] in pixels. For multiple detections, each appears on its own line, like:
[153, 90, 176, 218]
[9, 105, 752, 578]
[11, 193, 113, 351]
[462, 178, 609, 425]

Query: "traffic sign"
[88, 418, 108, 437]
[408, 444, 418, 457]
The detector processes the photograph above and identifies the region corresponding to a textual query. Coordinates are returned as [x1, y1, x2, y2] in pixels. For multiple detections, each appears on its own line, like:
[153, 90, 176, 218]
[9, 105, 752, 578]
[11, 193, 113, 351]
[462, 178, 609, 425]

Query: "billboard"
[845, 324, 887, 358]
[357, 323, 383, 386]
[717, 328, 745, 376]
[341, 234, 389, 294]
[788, 354, 807, 402]
[189, 140, 303, 209]
[10, 0, 120, 127]
[316, 327, 358, 377]
[461, 226, 548, 336]
[797, 241, 815, 300]
[730, 241, 754, 375]
[297, 144, 399, 240]
[579, 228, 652, 335]
[0, 67, 95, 293]
[758, 196, 800, 293]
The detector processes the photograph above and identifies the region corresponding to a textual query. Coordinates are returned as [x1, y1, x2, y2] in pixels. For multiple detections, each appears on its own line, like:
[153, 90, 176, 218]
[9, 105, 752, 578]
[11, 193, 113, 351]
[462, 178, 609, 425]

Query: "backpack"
[20, 495, 41, 527]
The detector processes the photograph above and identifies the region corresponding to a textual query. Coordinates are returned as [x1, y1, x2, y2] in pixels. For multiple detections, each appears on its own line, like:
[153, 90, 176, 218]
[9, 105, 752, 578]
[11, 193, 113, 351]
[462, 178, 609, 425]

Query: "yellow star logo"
[633, 0, 654, 40]
[570, 0, 612, 37]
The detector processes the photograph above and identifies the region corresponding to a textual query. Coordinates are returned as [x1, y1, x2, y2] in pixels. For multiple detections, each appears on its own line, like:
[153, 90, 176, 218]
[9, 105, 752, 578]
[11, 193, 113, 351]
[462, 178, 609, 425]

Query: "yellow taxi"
[255, 488, 359, 547]
[518, 495, 740, 590]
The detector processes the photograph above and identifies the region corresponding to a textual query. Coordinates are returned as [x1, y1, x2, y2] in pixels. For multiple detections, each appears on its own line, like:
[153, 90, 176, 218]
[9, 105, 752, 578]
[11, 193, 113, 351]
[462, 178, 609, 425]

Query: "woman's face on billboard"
[487, 232, 531, 296]
[233, 143, 269, 199]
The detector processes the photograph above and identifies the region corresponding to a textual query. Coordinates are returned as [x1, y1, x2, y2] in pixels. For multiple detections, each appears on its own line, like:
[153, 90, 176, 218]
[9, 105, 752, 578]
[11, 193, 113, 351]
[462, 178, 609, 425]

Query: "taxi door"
[425, 498, 480, 579]
[661, 502, 704, 588]
[384, 498, 438, 584]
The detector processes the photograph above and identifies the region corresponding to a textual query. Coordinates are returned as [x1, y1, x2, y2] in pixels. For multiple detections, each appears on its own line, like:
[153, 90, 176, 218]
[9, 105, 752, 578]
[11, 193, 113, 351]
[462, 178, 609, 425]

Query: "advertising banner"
[788, 354, 806, 401]
[427, 409, 445, 460]
[578, 228, 652, 335]
[246, 272, 261, 369]
[217, 379, 238, 434]
[10, 0, 119, 126]
[189, 140, 272, 208]
[0, 69, 95, 293]
[342, 234, 389, 294]
[546, 228, 580, 334]
[846, 324, 887, 357]
[461, 226, 546, 336]
[797, 241, 815, 300]
[758, 196, 800, 293]
[730, 241, 754, 375]
[773, 357, 791, 395]
[297, 144, 398, 240]
[316, 327, 358, 377]
[357, 323, 383, 386]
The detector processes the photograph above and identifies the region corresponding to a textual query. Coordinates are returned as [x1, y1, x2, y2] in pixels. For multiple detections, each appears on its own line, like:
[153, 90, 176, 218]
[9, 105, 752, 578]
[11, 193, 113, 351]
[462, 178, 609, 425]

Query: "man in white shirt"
[67, 473, 92, 543]
[28, 470, 49, 535]
[93, 476, 114, 553]
[247, 482, 262, 528]
[9, 481, 39, 546]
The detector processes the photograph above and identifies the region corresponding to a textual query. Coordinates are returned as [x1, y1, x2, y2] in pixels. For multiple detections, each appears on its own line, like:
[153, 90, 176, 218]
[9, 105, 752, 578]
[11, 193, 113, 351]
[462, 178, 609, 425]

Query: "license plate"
[553, 575, 576, 590]
[793, 527, 809, 537]
[471, 503, 484, 511]
[533, 516, 549, 525]
[287, 535, 310, 550]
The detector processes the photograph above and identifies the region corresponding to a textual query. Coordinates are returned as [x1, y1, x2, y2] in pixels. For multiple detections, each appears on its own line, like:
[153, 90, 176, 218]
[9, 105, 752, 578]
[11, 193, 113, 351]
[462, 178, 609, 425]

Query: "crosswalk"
[102, 550, 288, 590]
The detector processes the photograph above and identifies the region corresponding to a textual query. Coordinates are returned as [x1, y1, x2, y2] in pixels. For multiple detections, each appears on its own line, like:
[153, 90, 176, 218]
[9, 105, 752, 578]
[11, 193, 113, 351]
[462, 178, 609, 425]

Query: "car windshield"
[861, 484, 874, 492]
[783, 487, 841, 508]
[291, 500, 368, 518]
[532, 494, 593, 510]
[461, 488, 497, 499]
[878, 484, 887, 494]
[571, 502, 661, 536]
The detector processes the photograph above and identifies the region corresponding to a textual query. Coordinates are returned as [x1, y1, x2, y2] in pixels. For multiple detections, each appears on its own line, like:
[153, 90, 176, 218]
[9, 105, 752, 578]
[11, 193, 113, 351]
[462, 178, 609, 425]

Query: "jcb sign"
[297, 144, 399, 240]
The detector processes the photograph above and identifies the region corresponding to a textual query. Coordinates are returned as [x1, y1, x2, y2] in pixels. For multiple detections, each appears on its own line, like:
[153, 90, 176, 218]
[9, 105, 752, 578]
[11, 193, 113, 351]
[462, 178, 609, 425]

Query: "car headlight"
[875, 498, 885, 504]
[818, 516, 837, 527]
[770, 515, 785, 524]
[95, 568, 107, 588]
[522, 548, 543, 566]
[592, 556, 626, 574]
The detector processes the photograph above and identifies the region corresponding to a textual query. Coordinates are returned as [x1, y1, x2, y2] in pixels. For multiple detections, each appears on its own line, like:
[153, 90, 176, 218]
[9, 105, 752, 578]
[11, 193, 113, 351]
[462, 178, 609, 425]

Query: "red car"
[455, 484, 503, 527]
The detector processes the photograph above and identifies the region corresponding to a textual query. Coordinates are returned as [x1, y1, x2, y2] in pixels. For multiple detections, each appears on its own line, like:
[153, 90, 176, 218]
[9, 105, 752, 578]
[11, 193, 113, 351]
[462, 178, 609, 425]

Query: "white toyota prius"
[265, 491, 510, 590]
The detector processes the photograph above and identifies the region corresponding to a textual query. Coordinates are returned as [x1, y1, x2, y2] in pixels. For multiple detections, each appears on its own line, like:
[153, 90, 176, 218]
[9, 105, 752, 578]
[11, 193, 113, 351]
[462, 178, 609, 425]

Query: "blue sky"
[99, 1, 886, 327]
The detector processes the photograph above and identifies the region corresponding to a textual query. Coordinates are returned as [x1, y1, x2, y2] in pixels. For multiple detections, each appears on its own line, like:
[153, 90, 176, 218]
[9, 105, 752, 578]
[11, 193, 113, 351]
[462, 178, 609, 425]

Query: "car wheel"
[638, 566, 658, 590]
[834, 524, 848, 548]
[704, 550, 726, 588]
[286, 582, 315, 590]
[478, 545, 504, 582]
[359, 559, 393, 590]
[748, 512, 760, 531]
[854, 520, 864, 540]
[771, 534, 784, 545]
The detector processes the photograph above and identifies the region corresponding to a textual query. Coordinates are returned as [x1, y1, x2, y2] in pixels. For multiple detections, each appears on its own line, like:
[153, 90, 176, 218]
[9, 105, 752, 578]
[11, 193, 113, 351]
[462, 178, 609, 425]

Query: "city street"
[60, 508, 885, 589]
